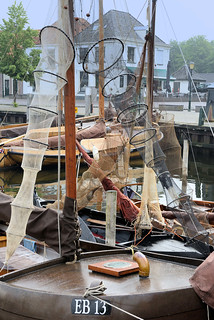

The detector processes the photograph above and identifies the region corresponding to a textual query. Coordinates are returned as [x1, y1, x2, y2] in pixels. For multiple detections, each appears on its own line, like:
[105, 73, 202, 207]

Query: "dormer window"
[127, 47, 135, 63]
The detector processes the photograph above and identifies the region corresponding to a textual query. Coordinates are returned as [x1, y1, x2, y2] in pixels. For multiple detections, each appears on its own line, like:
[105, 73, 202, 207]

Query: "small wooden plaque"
[88, 258, 139, 277]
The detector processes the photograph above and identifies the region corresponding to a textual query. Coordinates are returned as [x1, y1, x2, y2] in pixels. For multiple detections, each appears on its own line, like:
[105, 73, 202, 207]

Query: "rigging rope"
[160, 0, 214, 139]
[89, 295, 145, 320]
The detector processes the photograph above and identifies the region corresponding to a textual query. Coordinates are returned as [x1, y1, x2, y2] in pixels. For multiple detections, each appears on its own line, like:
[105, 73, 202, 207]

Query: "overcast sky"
[0, 0, 213, 44]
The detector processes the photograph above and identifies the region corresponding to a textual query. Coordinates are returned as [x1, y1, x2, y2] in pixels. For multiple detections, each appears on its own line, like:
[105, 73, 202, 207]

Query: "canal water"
[1, 148, 213, 204]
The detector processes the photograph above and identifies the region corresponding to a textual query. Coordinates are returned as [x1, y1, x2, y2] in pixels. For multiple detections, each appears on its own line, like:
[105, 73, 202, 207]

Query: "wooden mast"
[98, 0, 105, 119]
[64, 0, 76, 199]
[146, 0, 157, 121]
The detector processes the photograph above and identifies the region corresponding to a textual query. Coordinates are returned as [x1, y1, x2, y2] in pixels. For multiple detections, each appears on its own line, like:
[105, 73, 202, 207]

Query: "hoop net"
[5, 4, 75, 264]
[82, 38, 124, 74]
[119, 104, 211, 255]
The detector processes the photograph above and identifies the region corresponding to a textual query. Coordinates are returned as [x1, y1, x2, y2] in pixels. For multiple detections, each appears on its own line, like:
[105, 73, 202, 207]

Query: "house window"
[156, 49, 164, 65]
[173, 81, 180, 93]
[127, 74, 133, 86]
[13, 79, 17, 95]
[95, 72, 99, 89]
[47, 48, 55, 68]
[79, 47, 88, 63]
[80, 71, 88, 92]
[95, 46, 105, 63]
[127, 47, 135, 63]
[95, 47, 99, 63]
[5, 80, 9, 96]
[120, 75, 124, 88]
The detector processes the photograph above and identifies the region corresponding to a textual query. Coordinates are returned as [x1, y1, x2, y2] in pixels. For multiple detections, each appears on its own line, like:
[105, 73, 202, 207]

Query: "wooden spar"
[136, 40, 148, 96]
[146, 0, 157, 121]
[98, 0, 105, 119]
[64, 0, 76, 199]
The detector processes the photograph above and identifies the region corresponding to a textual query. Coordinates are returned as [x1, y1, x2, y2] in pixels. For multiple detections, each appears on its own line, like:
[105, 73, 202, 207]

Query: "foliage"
[170, 36, 214, 74]
[0, 1, 41, 99]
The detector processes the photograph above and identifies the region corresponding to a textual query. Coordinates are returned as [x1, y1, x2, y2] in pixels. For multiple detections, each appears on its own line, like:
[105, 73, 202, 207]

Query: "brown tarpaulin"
[5, 119, 106, 148]
[0, 192, 80, 259]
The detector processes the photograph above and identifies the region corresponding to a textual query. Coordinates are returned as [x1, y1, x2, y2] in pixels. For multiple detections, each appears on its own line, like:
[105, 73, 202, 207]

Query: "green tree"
[169, 36, 214, 74]
[0, 1, 41, 105]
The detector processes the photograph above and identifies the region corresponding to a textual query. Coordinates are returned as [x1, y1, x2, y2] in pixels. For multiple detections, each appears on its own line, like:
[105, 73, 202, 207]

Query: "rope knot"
[84, 280, 107, 297]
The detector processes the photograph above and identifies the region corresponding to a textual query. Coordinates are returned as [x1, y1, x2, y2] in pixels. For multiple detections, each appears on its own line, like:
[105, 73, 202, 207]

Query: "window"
[120, 75, 124, 88]
[95, 46, 105, 63]
[5, 80, 9, 96]
[127, 74, 133, 86]
[95, 47, 99, 63]
[127, 47, 135, 63]
[156, 49, 164, 65]
[47, 48, 55, 68]
[95, 72, 99, 89]
[80, 71, 88, 92]
[79, 47, 88, 63]
[13, 79, 17, 95]
[173, 81, 180, 93]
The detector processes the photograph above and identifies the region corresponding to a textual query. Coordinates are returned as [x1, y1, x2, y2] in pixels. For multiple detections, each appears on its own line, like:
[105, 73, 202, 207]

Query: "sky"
[0, 0, 213, 44]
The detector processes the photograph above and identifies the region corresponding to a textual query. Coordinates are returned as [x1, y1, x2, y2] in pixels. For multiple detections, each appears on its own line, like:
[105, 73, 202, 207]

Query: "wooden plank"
[86, 218, 133, 230]
[88, 258, 139, 277]
[0, 236, 6, 248]
[81, 134, 126, 151]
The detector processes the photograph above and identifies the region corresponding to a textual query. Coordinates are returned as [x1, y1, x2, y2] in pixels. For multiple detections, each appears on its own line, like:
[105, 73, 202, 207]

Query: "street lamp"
[188, 61, 194, 112]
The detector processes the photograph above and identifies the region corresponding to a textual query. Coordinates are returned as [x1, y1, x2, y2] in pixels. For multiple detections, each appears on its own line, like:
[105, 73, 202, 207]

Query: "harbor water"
[1, 149, 213, 204]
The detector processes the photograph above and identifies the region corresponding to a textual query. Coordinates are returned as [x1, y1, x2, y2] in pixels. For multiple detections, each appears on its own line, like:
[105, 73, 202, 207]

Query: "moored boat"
[0, 1, 214, 319]
[0, 247, 210, 320]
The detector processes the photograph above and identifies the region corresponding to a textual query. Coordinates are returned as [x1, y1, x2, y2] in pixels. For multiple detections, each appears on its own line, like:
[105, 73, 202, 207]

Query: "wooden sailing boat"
[0, 1, 213, 319]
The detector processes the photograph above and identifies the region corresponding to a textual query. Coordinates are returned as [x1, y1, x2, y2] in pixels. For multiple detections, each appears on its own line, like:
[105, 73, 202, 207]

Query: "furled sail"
[5, 1, 75, 264]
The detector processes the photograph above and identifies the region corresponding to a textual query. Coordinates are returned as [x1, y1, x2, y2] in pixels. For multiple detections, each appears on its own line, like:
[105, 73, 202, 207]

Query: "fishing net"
[102, 73, 136, 99]
[117, 103, 210, 255]
[76, 140, 139, 223]
[158, 113, 182, 176]
[5, 4, 75, 264]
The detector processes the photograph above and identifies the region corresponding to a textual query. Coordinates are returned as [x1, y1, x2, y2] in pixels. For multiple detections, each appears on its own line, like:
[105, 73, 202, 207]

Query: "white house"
[170, 65, 206, 95]
[75, 9, 170, 100]
[0, 10, 170, 117]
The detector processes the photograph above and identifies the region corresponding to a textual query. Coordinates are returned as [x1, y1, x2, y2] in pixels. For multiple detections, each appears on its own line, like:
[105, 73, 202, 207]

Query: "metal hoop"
[102, 73, 136, 98]
[27, 106, 58, 115]
[129, 127, 157, 146]
[33, 70, 68, 84]
[117, 103, 148, 125]
[39, 25, 75, 64]
[82, 37, 124, 74]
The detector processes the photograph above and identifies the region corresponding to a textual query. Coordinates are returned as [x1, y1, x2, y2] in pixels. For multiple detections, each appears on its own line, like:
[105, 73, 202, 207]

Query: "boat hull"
[0, 249, 209, 320]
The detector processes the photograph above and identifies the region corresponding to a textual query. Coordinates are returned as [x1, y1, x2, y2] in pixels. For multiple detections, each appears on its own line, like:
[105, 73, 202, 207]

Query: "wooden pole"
[146, 0, 156, 121]
[64, 0, 76, 199]
[98, 0, 105, 119]
[182, 139, 189, 194]
[105, 190, 117, 246]
[136, 40, 148, 96]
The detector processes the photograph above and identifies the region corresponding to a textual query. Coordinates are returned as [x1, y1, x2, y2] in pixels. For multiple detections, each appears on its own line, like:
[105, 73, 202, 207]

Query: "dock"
[0, 97, 213, 150]
[156, 108, 214, 150]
